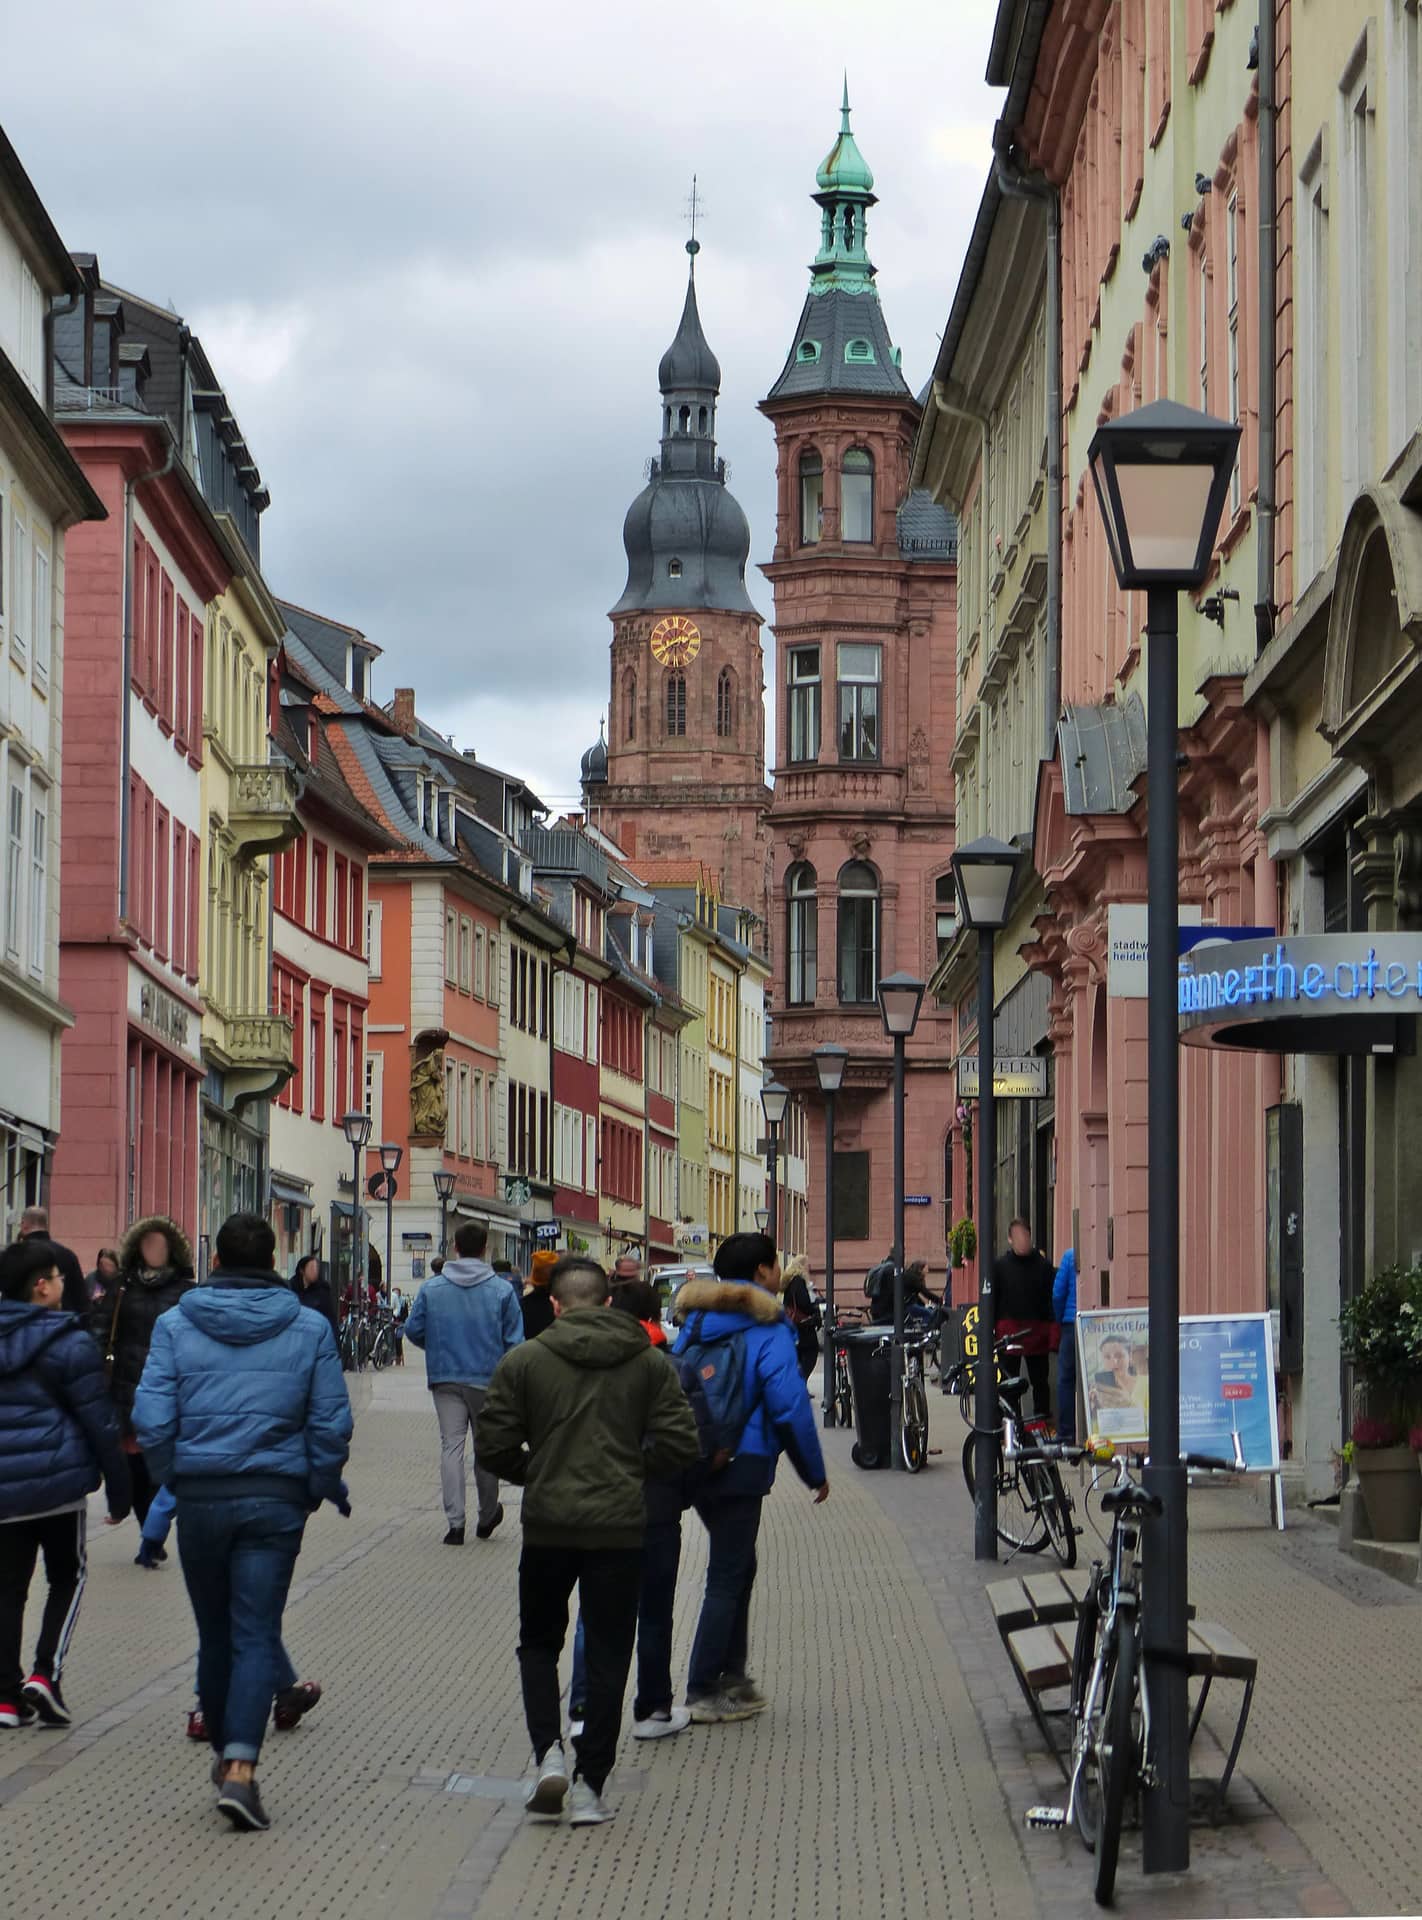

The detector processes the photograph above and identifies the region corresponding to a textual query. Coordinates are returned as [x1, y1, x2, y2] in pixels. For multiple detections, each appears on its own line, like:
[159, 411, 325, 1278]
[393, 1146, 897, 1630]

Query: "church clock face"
[649, 615, 702, 669]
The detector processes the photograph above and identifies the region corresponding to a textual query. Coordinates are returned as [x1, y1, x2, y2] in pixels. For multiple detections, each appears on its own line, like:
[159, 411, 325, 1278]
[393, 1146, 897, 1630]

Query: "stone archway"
[1321, 483, 1422, 763]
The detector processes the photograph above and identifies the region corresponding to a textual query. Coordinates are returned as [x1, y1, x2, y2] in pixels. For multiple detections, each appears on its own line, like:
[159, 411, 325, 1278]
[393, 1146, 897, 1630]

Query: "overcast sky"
[5, 0, 1004, 812]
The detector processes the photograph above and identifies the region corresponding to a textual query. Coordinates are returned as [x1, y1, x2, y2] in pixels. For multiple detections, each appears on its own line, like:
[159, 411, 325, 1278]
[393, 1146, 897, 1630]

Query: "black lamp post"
[951, 834, 1022, 1561]
[433, 1167, 455, 1260]
[341, 1110, 371, 1302]
[876, 969, 925, 1471]
[378, 1141, 403, 1306]
[1088, 396, 1239, 1877]
[760, 1080, 790, 1246]
[814, 1043, 848, 1428]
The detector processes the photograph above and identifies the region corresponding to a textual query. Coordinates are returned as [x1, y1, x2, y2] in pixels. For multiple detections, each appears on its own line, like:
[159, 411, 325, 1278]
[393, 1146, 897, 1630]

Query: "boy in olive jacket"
[477, 1256, 698, 1828]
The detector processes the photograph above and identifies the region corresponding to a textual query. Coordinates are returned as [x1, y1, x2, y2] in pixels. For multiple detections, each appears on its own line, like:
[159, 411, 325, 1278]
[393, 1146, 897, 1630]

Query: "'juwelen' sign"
[1178, 933, 1422, 1054]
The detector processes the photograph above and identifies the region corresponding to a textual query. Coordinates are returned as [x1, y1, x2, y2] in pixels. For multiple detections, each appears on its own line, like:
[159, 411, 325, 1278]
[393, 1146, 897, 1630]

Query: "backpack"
[675, 1312, 760, 1473]
[864, 1258, 895, 1304]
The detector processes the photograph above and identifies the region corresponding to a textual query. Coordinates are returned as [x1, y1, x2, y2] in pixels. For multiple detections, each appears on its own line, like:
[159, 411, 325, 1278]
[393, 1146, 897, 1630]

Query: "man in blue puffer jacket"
[133, 1211, 352, 1834]
[0, 1238, 131, 1729]
[1053, 1248, 1079, 1445]
[672, 1232, 829, 1724]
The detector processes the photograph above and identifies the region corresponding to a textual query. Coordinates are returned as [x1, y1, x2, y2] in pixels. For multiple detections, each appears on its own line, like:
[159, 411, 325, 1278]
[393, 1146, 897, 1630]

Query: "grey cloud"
[2, 0, 1002, 806]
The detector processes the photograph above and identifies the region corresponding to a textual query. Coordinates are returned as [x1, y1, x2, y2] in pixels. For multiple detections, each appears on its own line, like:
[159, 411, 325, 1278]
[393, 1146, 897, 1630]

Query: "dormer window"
[797, 340, 821, 363]
[668, 557, 683, 578]
[351, 650, 368, 700]
[845, 338, 874, 363]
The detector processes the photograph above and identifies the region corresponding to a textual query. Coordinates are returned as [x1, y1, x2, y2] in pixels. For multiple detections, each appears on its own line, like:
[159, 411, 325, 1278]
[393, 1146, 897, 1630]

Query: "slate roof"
[896, 489, 959, 562]
[766, 287, 911, 402]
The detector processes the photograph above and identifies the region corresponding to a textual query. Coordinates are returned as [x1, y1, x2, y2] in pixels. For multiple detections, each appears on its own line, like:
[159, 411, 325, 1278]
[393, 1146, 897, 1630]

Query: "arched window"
[698, 405, 708, 433]
[716, 667, 736, 737]
[844, 205, 856, 250]
[664, 406, 672, 436]
[623, 669, 636, 741]
[678, 404, 691, 433]
[842, 447, 874, 542]
[665, 672, 687, 737]
[800, 450, 824, 545]
[786, 863, 817, 1006]
[837, 860, 880, 1004]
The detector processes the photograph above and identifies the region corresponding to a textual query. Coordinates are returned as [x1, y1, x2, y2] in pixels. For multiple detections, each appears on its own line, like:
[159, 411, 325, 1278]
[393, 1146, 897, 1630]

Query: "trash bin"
[839, 1326, 893, 1470]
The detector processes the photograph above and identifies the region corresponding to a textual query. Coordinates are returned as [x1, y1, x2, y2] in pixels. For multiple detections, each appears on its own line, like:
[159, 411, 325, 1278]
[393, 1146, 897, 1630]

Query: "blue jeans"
[686, 1492, 762, 1700]
[569, 1484, 685, 1718]
[141, 1484, 177, 1547]
[1057, 1323, 1077, 1444]
[177, 1495, 307, 1763]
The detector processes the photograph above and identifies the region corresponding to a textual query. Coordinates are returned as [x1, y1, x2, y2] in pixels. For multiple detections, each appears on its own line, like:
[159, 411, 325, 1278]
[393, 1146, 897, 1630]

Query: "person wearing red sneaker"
[0, 1239, 131, 1729]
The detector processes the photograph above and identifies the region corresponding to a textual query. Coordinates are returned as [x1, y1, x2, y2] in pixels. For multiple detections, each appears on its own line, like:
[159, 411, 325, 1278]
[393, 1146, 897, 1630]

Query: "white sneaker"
[568, 1779, 615, 1826]
[632, 1706, 692, 1740]
[568, 1718, 585, 1740]
[524, 1743, 569, 1818]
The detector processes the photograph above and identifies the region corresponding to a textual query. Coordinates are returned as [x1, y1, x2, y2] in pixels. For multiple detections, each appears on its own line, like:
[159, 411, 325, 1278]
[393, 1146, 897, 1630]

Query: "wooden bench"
[987, 1573, 1257, 1807]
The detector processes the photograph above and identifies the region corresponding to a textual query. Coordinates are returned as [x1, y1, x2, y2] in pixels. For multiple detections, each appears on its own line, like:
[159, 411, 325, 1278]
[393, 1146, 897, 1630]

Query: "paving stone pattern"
[3, 1358, 1418, 1918]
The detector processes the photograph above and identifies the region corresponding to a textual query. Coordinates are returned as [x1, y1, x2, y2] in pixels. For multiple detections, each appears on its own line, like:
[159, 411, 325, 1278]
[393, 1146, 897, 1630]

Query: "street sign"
[1108, 902, 1203, 995]
[904, 1194, 932, 1206]
[956, 1055, 1047, 1099]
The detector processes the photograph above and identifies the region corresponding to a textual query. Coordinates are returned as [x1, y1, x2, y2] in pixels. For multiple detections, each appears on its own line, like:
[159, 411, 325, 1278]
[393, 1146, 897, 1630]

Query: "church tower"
[583, 240, 770, 924]
[759, 91, 958, 1289]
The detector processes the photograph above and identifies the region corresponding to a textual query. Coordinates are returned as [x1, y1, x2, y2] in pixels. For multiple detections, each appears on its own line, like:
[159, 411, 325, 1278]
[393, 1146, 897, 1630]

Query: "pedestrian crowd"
[0, 1199, 831, 1836]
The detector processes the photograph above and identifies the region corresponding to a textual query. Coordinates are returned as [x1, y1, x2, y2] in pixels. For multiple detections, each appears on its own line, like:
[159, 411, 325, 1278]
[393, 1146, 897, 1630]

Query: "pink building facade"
[985, 0, 1282, 1315]
[761, 99, 960, 1292]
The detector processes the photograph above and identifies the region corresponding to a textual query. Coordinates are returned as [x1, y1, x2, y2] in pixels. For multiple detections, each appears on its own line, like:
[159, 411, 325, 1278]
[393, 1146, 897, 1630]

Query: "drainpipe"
[1255, 0, 1279, 650]
[119, 437, 177, 924]
[993, 142, 1063, 762]
[46, 287, 80, 419]
[931, 388, 991, 823]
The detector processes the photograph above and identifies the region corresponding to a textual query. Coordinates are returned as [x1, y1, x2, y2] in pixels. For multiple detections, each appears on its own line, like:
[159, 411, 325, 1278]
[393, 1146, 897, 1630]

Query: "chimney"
[392, 688, 416, 736]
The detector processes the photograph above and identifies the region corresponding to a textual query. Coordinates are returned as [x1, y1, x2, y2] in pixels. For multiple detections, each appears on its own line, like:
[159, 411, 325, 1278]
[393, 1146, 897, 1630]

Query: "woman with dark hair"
[778, 1257, 822, 1380]
[93, 1216, 195, 1525]
[610, 1279, 666, 1347]
[290, 1254, 338, 1335]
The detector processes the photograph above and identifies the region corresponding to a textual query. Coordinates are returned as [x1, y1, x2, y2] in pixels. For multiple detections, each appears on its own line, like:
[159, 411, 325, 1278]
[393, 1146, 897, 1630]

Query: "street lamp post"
[753, 1206, 770, 1233]
[341, 1110, 372, 1304]
[814, 1044, 848, 1428]
[433, 1167, 456, 1260]
[378, 1141, 403, 1306]
[1088, 397, 1240, 1876]
[951, 835, 1023, 1562]
[760, 1081, 790, 1247]
[876, 970, 925, 1472]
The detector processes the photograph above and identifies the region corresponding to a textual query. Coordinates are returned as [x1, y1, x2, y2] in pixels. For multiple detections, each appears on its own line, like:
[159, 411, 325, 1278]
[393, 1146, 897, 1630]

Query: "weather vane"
[685, 175, 704, 263]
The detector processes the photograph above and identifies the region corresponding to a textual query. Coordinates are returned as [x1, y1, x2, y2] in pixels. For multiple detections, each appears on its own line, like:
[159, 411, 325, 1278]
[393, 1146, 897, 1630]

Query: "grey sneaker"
[216, 1775, 271, 1832]
[524, 1743, 569, 1818]
[687, 1691, 756, 1724]
[722, 1676, 768, 1714]
[568, 1779, 615, 1826]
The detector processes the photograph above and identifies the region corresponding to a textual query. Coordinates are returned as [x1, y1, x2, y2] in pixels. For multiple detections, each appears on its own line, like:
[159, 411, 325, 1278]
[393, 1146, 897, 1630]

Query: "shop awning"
[1178, 933, 1422, 1054]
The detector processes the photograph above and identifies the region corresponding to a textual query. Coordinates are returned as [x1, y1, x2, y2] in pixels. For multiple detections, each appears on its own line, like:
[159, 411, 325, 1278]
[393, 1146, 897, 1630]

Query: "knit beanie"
[530, 1249, 559, 1289]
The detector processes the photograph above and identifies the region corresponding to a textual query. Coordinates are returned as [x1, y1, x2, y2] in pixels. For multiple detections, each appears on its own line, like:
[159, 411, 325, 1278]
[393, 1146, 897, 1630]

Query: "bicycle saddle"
[997, 1375, 1032, 1403]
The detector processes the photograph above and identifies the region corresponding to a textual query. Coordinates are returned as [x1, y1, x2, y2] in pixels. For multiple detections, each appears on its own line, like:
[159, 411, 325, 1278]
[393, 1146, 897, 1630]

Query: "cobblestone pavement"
[3, 1356, 1418, 1919]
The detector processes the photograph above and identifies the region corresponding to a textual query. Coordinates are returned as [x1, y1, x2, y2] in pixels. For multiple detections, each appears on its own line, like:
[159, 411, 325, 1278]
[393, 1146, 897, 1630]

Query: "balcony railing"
[772, 764, 906, 809]
[230, 763, 302, 854]
[221, 1013, 295, 1071]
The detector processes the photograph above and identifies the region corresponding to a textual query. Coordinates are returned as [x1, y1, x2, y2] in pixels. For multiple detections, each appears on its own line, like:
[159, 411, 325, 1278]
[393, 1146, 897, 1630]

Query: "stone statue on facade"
[409, 1047, 447, 1138]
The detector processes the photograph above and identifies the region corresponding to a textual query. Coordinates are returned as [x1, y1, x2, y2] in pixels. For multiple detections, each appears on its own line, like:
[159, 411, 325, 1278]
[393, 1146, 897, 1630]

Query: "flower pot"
[1353, 1445, 1422, 1542]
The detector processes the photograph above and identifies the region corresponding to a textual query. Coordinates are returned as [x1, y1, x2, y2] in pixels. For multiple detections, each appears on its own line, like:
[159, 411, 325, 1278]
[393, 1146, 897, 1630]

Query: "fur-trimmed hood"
[118, 1215, 195, 1277]
[673, 1277, 783, 1326]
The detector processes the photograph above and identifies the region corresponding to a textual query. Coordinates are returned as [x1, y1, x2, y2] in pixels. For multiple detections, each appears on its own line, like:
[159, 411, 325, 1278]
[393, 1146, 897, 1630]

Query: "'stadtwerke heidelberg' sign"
[1178, 933, 1422, 1052]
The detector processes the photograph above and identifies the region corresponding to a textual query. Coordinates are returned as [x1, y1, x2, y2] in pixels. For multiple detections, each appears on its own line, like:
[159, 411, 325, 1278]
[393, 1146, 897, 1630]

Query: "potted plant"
[1338, 1266, 1422, 1542]
[948, 1216, 978, 1270]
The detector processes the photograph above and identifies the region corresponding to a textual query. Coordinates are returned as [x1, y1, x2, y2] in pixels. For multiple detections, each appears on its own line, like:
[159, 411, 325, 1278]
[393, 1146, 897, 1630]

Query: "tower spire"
[686, 175, 703, 272]
[841, 72, 852, 132]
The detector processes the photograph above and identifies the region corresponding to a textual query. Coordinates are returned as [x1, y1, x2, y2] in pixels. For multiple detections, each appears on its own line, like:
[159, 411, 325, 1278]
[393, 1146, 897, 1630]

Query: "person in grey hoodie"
[405, 1220, 523, 1545]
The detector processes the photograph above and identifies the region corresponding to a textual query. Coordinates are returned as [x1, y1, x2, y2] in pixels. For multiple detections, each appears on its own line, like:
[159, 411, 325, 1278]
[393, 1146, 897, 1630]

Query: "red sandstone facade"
[51, 417, 230, 1249]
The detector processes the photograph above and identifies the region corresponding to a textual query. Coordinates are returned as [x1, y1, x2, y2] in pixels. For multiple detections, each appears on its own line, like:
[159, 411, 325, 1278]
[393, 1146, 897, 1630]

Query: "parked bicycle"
[338, 1300, 397, 1373]
[1018, 1430, 1244, 1905]
[826, 1311, 857, 1429]
[950, 1334, 1077, 1565]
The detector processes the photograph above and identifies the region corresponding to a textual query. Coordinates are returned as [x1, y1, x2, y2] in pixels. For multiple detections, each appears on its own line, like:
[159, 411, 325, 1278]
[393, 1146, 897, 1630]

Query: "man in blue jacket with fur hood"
[133, 1212, 352, 1834]
[672, 1232, 828, 1724]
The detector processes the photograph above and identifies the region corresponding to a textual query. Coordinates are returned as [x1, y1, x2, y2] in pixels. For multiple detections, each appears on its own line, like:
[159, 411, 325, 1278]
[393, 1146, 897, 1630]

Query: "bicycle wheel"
[1069, 1593, 1107, 1851]
[962, 1433, 1046, 1552]
[1040, 1461, 1077, 1568]
[369, 1330, 391, 1370]
[834, 1358, 854, 1429]
[902, 1374, 929, 1472]
[1094, 1612, 1138, 1906]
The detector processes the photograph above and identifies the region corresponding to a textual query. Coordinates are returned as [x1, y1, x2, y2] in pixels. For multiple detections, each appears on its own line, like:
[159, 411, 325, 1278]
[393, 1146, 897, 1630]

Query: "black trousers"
[0, 1511, 87, 1700]
[1025, 1352, 1051, 1420]
[127, 1450, 158, 1527]
[518, 1543, 641, 1795]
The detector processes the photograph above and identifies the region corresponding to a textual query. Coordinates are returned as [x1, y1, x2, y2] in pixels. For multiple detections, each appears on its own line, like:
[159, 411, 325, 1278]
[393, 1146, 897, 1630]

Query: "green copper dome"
[816, 80, 875, 195]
